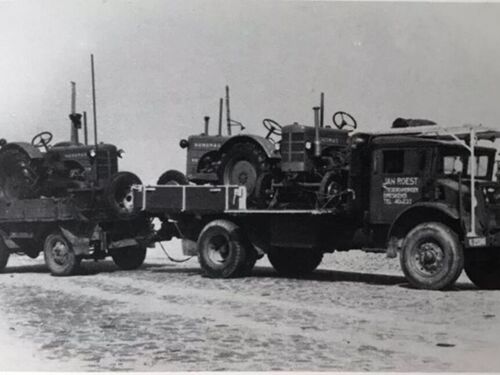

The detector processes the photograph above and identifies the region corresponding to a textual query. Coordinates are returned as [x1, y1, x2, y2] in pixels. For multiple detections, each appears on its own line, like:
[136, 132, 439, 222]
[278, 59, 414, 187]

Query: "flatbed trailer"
[0, 197, 152, 276]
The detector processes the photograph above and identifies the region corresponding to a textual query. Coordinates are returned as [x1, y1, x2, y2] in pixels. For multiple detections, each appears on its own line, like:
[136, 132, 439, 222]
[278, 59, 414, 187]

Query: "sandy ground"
[0, 241, 499, 372]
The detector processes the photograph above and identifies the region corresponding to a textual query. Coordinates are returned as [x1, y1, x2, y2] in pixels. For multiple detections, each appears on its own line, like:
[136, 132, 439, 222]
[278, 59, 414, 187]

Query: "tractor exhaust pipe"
[204, 116, 210, 135]
[69, 81, 82, 144]
[313, 106, 321, 157]
[320, 92, 324, 128]
[218, 98, 223, 136]
[226, 85, 231, 136]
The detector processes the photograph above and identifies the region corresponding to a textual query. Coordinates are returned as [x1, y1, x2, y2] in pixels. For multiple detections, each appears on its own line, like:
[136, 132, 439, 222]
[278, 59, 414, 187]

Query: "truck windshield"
[442, 154, 491, 178]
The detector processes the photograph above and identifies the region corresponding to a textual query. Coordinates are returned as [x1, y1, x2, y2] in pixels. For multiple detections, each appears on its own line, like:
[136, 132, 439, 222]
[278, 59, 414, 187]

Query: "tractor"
[165, 89, 356, 209]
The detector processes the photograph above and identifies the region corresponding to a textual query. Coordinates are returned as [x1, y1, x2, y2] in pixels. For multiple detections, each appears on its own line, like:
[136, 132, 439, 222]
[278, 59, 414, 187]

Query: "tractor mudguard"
[220, 135, 279, 159]
[1, 142, 43, 159]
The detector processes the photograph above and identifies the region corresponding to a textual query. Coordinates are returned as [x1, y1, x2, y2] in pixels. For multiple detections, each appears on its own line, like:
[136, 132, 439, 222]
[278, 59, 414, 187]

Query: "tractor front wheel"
[268, 247, 323, 277]
[106, 171, 142, 218]
[464, 249, 500, 289]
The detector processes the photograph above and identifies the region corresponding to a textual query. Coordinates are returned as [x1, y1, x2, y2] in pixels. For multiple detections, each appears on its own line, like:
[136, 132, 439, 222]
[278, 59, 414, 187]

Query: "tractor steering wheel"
[31, 131, 53, 150]
[262, 119, 283, 138]
[332, 111, 357, 131]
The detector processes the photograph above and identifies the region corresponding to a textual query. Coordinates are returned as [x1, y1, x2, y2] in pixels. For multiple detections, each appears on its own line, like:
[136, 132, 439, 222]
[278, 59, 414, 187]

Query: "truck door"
[370, 148, 426, 224]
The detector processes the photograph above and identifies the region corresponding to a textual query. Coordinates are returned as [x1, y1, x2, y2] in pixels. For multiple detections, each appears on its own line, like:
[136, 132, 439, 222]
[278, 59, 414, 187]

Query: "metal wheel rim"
[206, 234, 230, 266]
[225, 160, 257, 195]
[409, 240, 446, 277]
[50, 239, 70, 266]
[116, 188, 134, 213]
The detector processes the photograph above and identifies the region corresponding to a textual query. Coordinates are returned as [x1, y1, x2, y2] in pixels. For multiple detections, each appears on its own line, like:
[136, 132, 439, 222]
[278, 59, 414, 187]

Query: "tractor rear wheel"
[268, 247, 323, 277]
[110, 245, 147, 270]
[220, 142, 269, 200]
[44, 231, 80, 276]
[400, 222, 464, 290]
[197, 219, 247, 278]
[0, 148, 38, 200]
[157, 169, 189, 185]
[0, 236, 10, 272]
[464, 249, 500, 289]
[106, 171, 142, 218]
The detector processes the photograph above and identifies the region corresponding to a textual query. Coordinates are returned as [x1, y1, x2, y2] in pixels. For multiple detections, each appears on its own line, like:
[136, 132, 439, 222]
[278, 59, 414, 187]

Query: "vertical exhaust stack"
[313, 106, 321, 158]
[320, 92, 325, 128]
[91, 54, 98, 148]
[225, 85, 232, 136]
[69, 81, 82, 144]
[204, 116, 210, 135]
[218, 98, 223, 136]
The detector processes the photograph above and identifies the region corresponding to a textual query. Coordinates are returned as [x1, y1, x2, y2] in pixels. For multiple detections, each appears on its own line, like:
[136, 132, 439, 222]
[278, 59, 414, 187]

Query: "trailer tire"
[157, 169, 189, 185]
[197, 220, 247, 278]
[106, 171, 142, 218]
[400, 222, 463, 290]
[110, 246, 147, 270]
[464, 249, 500, 289]
[268, 247, 323, 277]
[0, 237, 10, 272]
[44, 232, 80, 276]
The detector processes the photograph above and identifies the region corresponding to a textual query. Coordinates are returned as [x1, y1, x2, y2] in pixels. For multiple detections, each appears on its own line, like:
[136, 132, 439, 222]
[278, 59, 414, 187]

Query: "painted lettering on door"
[382, 177, 419, 205]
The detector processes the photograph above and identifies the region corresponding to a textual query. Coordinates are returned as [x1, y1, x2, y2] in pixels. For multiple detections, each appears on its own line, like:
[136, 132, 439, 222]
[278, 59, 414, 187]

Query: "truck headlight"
[305, 141, 312, 150]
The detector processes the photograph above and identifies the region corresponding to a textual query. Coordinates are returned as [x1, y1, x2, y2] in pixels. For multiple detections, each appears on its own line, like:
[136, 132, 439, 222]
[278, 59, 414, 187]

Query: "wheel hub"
[52, 240, 69, 266]
[229, 161, 257, 194]
[207, 235, 230, 265]
[415, 242, 444, 275]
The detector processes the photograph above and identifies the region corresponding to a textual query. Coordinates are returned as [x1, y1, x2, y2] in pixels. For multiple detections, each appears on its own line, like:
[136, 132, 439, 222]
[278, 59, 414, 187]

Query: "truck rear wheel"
[0, 236, 10, 272]
[464, 249, 500, 289]
[44, 231, 80, 276]
[197, 219, 247, 278]
[110, 246, 147, 270]
[268, 247, 323, 277]
[400, 222, 464, 290]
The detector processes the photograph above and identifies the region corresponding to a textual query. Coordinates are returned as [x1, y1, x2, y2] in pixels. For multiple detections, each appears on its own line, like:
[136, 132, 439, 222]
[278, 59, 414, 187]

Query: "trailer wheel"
[110, 246, 147, 270]
[0, 237, 10, 272]
[400, 222, 464, 290]
[220, 142, 269, 199]
[44, 232, 80, 276]
[157, 169, 189, 185]
[268, 247, 323, 277]
[464, 249, 500, 289]
[197, 220, 247, 278]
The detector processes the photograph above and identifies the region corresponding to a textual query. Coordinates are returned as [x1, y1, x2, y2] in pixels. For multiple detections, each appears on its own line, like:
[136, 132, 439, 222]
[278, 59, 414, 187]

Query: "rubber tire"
[464, 249, 500, 289]
[106, 171, 142, 218]
[0, 236, 10, 272]
[44, 232, 80, 276]
[157, 169, 189, 185]
[219, 142, 269, 199]
[197, 219, 247, 278]
[400, 222, 464, 290]
[110, 246, 147, 270]
[0, 148, 38, 200]
[268, 247, 323, 277]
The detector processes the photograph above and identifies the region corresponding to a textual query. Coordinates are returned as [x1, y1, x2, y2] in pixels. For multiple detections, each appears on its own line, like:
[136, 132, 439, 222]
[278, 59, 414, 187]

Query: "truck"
[136, 93, 500, 290]
[0, 56, 152, 276]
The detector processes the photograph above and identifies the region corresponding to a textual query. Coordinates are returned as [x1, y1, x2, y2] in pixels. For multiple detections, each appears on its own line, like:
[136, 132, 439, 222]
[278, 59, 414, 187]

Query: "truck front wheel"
[464, 249, 500, 289]
[268, 247, 323, 277]
[44, 232, 80, 276]
[400, 222, 463, 290]
[197, 220, 247, 278]
[110, 246, 147, 270]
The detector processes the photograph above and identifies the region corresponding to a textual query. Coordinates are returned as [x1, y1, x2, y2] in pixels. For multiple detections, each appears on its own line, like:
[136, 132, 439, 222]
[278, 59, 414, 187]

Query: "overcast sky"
[0, 0, 499, 182]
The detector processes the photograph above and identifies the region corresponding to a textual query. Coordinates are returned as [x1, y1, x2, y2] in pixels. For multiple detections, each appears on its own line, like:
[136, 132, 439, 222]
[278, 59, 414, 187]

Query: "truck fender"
[1, 142, 43, 159]
[220, 135, 279, 159]
[387, 202, 461, 255]
[59, 226, 92, 256]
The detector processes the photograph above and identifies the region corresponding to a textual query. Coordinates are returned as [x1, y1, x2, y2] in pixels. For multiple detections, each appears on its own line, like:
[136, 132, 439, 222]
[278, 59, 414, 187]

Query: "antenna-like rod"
[91, 54, 98, 146]
[225, 85, 231, 136]
[320, 92, 324, 128]
[83, 111, 88, 145]
[218, 98, 223, 136]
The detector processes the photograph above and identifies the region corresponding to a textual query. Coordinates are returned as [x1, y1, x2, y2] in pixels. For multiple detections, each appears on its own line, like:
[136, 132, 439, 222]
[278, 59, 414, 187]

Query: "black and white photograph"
[1, 0, 500, 371]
